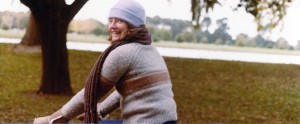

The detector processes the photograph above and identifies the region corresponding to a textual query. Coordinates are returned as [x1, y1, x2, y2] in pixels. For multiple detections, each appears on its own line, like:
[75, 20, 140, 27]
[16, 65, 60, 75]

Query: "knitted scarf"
[84, 25, 152, 123]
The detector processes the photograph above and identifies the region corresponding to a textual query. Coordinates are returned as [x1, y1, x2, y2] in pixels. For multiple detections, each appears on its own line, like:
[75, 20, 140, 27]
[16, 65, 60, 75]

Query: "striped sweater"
[61, 43, 177, 123]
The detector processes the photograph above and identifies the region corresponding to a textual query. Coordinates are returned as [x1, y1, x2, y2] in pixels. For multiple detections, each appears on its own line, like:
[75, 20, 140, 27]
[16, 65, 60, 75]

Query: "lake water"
[1, 37, 300, 65]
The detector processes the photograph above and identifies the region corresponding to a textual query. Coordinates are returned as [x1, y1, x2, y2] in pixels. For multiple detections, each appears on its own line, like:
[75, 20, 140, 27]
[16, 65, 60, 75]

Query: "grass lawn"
[0, 43, 300, 123]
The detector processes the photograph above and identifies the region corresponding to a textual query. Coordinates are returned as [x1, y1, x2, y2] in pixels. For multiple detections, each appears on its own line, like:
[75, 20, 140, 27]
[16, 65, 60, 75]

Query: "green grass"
[167, 58, 300, 123]
[1, 43, 300, 123]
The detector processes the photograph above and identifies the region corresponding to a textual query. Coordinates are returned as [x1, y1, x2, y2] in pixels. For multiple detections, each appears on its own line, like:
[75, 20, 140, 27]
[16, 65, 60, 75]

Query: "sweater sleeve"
[101, 43, 139, 82]
[97, 90, 121, 117]
[61, 89, 121, 120]
[61, 89, 85, 120]
[61, 44, 138, 120]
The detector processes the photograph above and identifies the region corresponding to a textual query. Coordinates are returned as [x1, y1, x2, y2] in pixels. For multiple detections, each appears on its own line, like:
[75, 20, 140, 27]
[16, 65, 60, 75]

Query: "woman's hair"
[108, 22, 146, 44]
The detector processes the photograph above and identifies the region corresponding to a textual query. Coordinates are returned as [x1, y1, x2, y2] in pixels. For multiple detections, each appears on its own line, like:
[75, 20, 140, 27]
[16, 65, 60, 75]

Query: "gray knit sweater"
[61, 43, 177, 123]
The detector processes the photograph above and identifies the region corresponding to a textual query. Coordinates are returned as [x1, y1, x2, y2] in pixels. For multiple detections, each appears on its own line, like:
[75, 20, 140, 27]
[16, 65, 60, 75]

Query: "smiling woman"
[107, 18, 129, 43]
[32, 0, 178, 123]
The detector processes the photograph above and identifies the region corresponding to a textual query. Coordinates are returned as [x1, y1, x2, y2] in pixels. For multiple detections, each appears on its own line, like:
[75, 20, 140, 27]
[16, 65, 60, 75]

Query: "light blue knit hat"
[108, 0, 146, 27]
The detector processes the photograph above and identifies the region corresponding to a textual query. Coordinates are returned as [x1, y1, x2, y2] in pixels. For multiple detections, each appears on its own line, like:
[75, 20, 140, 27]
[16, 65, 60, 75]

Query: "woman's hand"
[33, 109, 69, 124]
[76, 113, 109, 121]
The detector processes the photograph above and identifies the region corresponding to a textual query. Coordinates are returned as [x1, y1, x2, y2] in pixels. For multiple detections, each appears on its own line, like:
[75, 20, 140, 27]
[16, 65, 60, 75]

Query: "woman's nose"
[110, 21, 117, 28]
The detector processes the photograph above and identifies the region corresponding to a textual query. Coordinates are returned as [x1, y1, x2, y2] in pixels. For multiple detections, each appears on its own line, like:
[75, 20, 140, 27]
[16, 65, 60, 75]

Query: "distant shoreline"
[1, 37, 300, 65]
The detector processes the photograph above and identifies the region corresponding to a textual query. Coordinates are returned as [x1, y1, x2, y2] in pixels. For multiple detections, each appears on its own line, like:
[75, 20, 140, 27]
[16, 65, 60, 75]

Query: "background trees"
[1, 11, 296, 49]
[190, 0, 292, 31]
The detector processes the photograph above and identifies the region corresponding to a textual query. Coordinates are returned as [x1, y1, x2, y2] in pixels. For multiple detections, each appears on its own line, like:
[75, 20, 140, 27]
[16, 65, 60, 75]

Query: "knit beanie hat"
[108, 0, 146, 27]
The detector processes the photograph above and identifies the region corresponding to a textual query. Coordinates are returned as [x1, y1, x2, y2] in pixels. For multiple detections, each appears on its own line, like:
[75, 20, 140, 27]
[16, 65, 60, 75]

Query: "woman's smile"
[108, 18, 129, 42]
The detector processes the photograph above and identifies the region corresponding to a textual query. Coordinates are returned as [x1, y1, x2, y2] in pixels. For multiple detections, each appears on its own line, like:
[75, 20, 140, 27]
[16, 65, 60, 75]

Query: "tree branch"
[20, 0, 32, 8]
[21, 0, 50, 14]
[67, 0, 89, 21]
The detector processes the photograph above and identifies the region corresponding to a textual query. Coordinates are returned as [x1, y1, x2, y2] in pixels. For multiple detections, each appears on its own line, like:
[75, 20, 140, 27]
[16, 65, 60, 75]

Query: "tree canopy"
[191, 0, 294, 31]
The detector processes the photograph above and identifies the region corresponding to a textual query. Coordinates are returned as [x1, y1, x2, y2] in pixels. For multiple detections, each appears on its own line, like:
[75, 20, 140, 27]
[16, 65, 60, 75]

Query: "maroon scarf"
[84, 25, 151, 123]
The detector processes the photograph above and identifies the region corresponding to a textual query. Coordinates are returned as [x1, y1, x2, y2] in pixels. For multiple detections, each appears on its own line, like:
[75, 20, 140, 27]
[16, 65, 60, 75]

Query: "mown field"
[1, 43, 300, 123]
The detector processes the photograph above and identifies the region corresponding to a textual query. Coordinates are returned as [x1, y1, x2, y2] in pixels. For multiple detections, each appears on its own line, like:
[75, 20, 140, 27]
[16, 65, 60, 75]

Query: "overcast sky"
[1, 0, 299, 46]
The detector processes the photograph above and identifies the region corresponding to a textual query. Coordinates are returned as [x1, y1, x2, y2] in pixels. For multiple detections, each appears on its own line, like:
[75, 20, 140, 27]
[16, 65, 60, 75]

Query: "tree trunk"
[20, 13, 41, 46]
[37, 14, 73, 95]
[11, 13, 41, 53]
[21, 0, 69, 95]
[20, 0, 89, 95]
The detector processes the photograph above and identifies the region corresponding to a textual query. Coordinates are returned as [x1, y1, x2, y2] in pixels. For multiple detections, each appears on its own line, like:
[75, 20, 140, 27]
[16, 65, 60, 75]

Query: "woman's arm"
[97, 90, 121, 117]
[61, 89, 85, 120]
[76, 90, 121, 121]
[33, 89, 85, 124]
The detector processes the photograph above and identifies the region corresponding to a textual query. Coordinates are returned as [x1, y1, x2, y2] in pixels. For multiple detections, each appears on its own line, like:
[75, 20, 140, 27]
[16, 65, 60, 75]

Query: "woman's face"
[108, 18, 129, 42]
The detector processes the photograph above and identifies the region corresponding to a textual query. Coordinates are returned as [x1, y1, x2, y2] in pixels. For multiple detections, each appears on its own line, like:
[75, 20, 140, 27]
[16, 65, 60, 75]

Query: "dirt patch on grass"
[9, 44, 41, 53]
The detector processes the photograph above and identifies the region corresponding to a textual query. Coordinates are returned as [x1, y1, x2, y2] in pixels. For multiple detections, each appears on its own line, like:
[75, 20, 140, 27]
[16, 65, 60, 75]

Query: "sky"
[1, 0, 300, 46]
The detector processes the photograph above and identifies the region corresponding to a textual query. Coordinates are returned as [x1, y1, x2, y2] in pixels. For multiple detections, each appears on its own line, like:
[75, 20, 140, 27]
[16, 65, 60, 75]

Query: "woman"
[33, 0, 177, 123]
